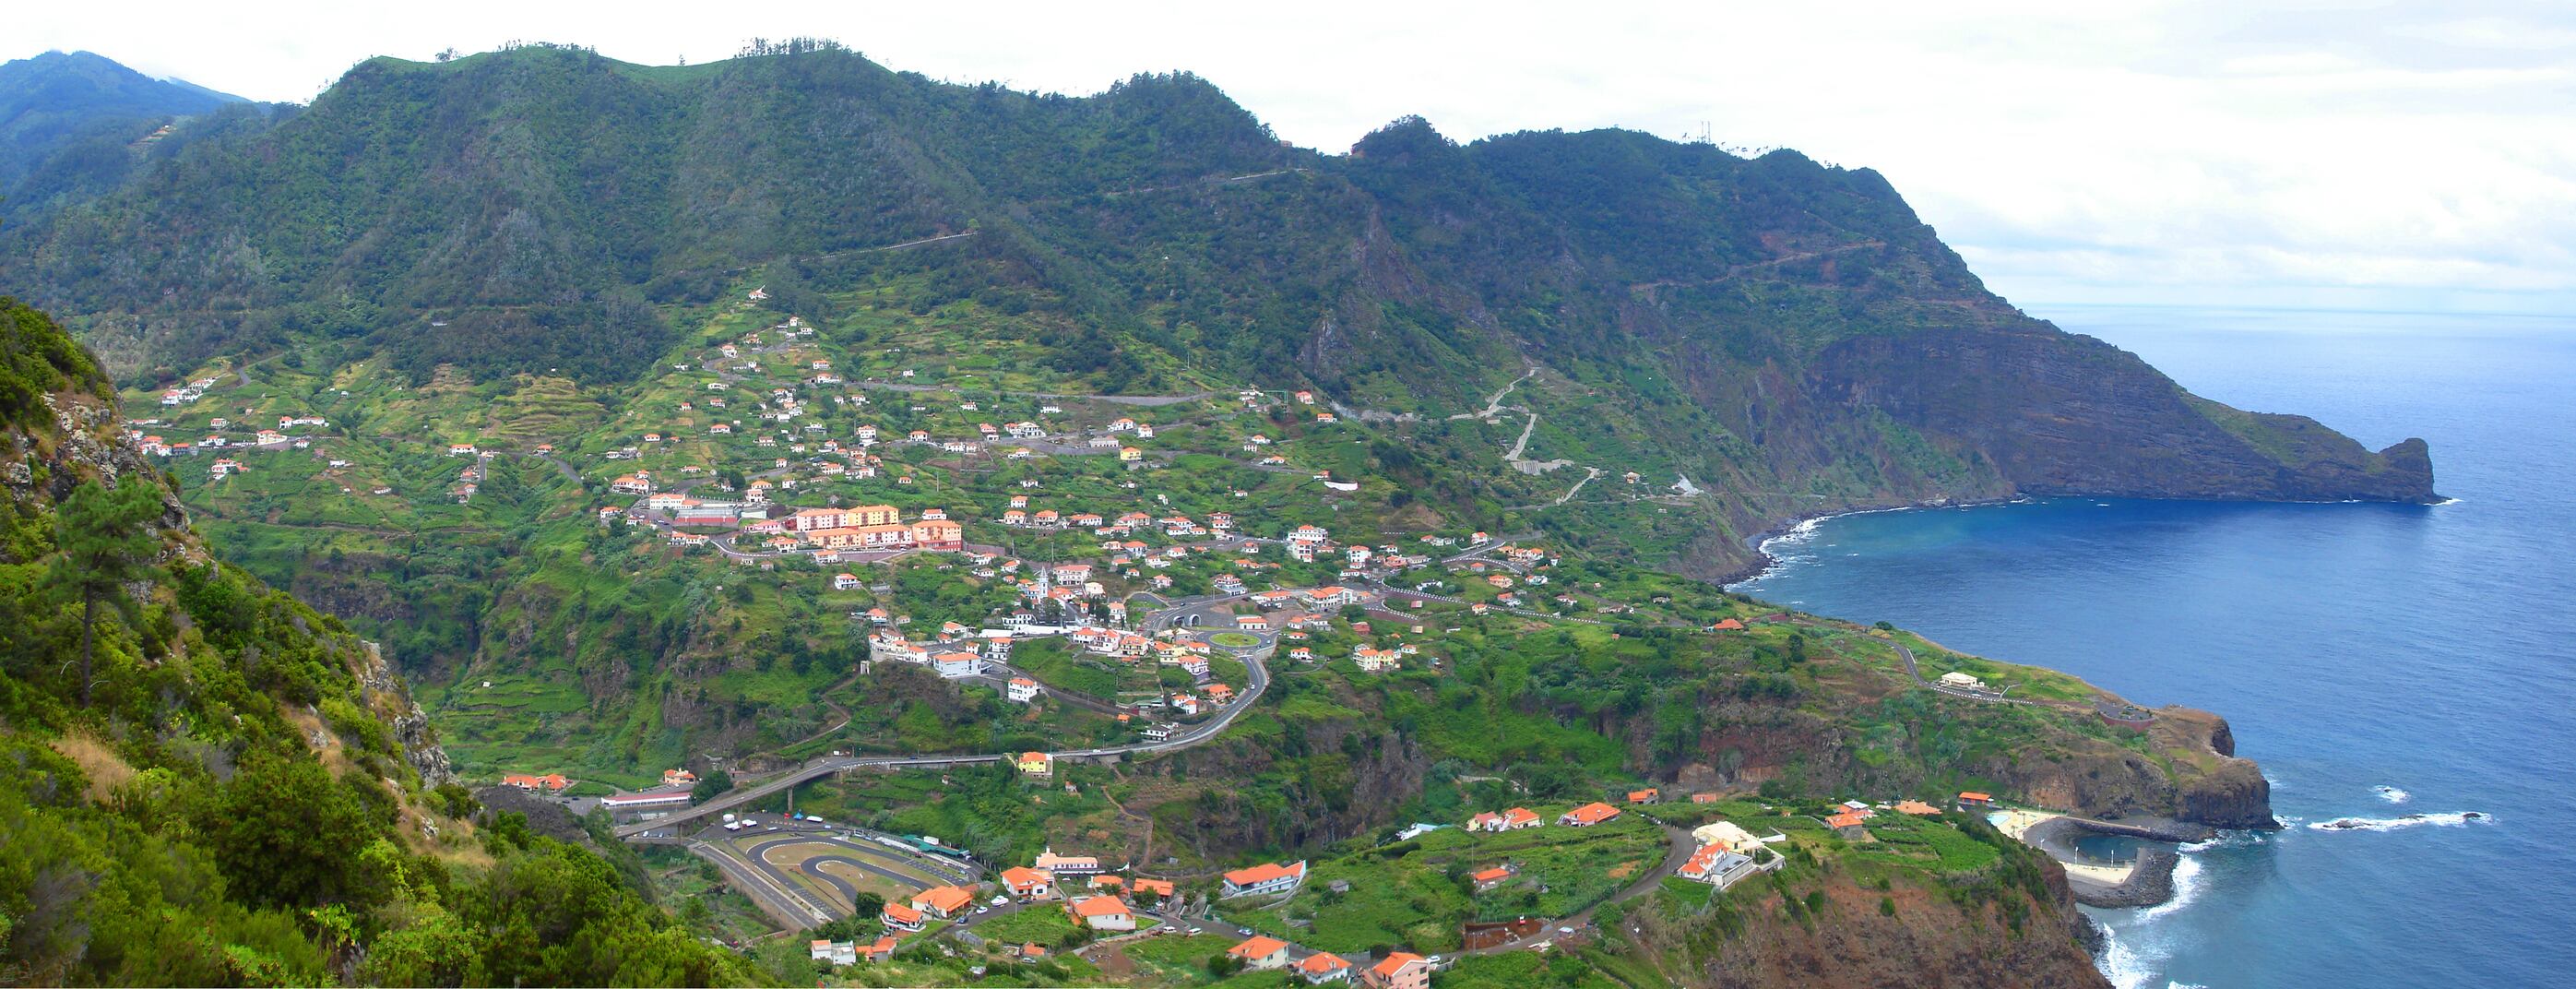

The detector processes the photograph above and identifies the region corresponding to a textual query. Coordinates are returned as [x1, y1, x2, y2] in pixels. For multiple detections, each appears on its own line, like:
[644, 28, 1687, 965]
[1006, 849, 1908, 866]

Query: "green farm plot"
[1834, 811, 2004, 879]
[970, 905, 1079, 946]
[1011, 637, 1146, 701]
[1222, 807, 1666, 954]
[1123, 933, 1243, 983]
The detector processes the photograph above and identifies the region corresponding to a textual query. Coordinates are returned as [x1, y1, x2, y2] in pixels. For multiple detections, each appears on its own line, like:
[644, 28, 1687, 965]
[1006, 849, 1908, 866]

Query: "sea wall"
[2024, 816, 2190, 909]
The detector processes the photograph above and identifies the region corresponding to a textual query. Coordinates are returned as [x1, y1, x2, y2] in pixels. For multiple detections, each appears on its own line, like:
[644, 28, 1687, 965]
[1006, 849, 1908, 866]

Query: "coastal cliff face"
[1811, 323, 2438, 505]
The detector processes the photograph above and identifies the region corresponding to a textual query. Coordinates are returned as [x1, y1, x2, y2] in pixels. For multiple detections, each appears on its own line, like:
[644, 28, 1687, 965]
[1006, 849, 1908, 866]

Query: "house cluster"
[1811, 795, 1957, 842]
[994, 504, 1231, 541]
[867, 625, 1007, 680]
[129, 410, 324, 459]
[157, 377, 219, 406]
[1466, 801, 1623, 833]
[1212, 927, 1427, 986]
[501, 772, 570, 792]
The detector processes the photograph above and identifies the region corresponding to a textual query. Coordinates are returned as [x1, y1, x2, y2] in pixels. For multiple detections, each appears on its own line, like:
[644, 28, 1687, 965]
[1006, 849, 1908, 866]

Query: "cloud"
[14, 0, 2571, 313]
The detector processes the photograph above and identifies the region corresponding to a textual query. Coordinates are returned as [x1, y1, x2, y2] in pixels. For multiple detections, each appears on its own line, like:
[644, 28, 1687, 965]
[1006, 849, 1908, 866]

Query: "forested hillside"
[0, 298, 754, 985]
[0, 50, 244, 207]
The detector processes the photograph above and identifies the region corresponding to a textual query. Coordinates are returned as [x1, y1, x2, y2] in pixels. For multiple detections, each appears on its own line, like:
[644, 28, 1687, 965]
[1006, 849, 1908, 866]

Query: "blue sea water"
[1731, 305, 2576, 988]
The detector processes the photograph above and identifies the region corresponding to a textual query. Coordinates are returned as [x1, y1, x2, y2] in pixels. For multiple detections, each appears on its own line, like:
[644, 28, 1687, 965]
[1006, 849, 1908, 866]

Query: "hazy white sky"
[19, 0, 2576, 314]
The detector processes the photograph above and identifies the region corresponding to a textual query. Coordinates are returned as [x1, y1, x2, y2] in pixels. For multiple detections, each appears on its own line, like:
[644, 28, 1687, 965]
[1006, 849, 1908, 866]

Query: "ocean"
[1731, 305, 2576, 988]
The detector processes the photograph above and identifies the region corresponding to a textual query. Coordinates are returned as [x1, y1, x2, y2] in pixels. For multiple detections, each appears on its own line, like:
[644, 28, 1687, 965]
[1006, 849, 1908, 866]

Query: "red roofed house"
[1228, 935, 1291, 971]
[1468, 807, 1543, 831]
[1219, 860, 1307, 899]
[1826, 810, 1871, 840]
[1560, 802, 1622, 827]
[1000, 865, 1054, 900]
[1469, 864, 1516, 892]
[1064, 895, 1136, 931]
[1628, 788, 1661, 804]
[1130, 877, 1176, 900]
[1297, 951, 1353, 983]
[1363, 952, 1431, 989]
[911, 886, 976, 919]
[880, 902, 925, 931]
[1957, 791, 1995, 808]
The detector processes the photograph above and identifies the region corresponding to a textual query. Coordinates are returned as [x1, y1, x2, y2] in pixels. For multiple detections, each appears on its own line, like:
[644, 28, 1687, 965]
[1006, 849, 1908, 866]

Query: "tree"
[43, 478, 161, 706]
[690, 767, 734, 805]
[204, 754, 386, 910]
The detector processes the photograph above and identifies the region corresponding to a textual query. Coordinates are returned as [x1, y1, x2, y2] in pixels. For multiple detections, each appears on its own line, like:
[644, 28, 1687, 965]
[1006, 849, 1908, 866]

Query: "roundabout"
[1208, 631, 1262, 648]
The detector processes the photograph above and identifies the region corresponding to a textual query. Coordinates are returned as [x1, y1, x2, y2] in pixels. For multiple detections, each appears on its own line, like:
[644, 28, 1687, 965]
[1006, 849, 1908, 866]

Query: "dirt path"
[1453, 365, 1537, 421]
[1554, 467, 1605, 505]
[1629, 241, 1886, 294]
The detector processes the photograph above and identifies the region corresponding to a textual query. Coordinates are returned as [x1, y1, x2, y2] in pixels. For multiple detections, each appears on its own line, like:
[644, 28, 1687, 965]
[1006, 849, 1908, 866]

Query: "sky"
[18, 0, 2576, 315]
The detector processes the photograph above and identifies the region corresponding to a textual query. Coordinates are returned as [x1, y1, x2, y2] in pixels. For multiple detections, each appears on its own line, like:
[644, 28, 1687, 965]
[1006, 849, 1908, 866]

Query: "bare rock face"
[2178, 758, 2279, 830]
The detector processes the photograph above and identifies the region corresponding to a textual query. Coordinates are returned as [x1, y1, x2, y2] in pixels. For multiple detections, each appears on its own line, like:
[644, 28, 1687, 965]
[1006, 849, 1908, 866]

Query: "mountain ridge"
[0, 49, 245, 197]
[0, 45, 2434, 583]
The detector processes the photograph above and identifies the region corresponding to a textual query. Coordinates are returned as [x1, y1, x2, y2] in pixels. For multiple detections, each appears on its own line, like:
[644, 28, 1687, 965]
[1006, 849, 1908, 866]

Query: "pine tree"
[43, 477, 160, 706]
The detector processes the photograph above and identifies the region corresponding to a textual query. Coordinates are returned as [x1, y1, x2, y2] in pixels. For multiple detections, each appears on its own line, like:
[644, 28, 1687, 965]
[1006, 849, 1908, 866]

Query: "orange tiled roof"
[913, 886, 974, 913]
[1070, 895, 1131, 918]
[1563, 802, 1622, 825]
[1222, 861, 1304, 886]
[1229, 935, 1289, 959]
[1300, 952, 1350, 974]
[1372, 952, 1427, 977]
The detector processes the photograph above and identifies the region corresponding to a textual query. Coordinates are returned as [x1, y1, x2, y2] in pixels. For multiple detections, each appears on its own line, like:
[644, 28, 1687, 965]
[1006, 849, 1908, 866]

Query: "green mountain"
[0, 298, 754, 985]
[1, 44, 2430, 578]
[0, 50, 246, 203]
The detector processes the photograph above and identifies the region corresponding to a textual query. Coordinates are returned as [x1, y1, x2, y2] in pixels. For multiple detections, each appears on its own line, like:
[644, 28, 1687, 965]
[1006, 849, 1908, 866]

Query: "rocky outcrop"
[2176, 758, 2278, 830]
[359, 641, 455, 786]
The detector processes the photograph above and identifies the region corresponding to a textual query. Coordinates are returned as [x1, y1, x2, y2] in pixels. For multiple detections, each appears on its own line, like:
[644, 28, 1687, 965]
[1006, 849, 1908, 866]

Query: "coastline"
[1715, 495, 2033, 587]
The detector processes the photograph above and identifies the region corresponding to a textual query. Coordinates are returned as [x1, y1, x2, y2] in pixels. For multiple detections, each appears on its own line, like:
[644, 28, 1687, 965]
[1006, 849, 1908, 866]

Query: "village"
[113, 289, 2092, 987]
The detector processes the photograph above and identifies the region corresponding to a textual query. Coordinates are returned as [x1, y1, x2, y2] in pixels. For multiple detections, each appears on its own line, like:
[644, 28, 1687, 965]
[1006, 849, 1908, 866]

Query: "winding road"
[612, 617, 1271, 840]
